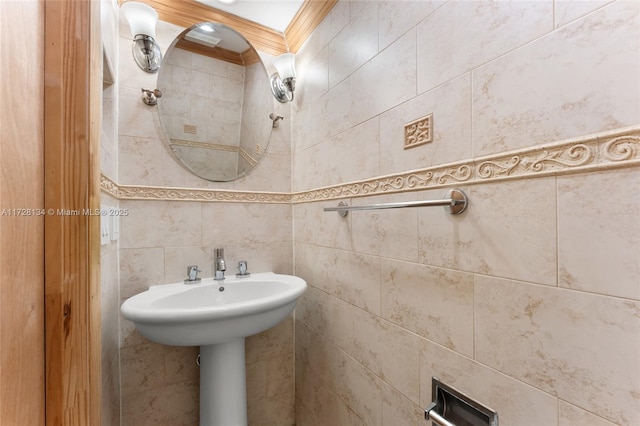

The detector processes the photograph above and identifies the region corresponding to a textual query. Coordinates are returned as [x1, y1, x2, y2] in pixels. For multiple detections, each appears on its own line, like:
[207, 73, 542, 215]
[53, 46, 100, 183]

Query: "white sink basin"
[121, 272, 307, 426]
[120, 272, 307, 346]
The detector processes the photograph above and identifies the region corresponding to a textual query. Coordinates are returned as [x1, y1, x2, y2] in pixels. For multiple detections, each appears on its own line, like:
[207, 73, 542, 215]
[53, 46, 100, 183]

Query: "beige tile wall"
[100, 1, 121, 424]
[293, 1, 639, 426]
[115, 15, 295, 426]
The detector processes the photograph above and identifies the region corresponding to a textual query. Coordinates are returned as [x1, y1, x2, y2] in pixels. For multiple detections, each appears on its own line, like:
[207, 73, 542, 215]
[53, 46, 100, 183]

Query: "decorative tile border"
[102, 126, 640, 204]
[292, 126, 639, 203]
[170, 138, 259, 167]
[99, 175, 291, 203]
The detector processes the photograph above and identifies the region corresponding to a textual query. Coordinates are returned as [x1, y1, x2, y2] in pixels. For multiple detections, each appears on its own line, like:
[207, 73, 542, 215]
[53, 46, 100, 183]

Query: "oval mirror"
[156, 22, 275, 181]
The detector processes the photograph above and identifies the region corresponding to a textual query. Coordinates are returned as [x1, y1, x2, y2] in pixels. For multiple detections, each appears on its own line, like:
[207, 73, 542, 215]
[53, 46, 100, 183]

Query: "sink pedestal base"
[200, 338, 247, 426]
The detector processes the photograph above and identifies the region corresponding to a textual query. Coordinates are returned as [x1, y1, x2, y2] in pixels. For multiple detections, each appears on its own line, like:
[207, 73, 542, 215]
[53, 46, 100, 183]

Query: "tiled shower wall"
[100, 0, 121, 424]
[114, 15, 294, 426]
[292, 1, 639, 425]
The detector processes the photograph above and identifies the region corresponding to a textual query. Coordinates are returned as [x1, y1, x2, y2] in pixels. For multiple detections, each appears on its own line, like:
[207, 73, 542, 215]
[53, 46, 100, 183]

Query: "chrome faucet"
[214, 248, 226, 280]
[184, 265, 202, 283]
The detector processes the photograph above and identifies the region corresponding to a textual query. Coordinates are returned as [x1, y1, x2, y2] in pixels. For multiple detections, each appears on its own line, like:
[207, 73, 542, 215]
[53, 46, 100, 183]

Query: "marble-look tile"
[119, 86, 165, 140]
[119, 200, 202, 249]
[158, 148, 235, 190]
[120, 342, 165, 396]
[118, 136, 165, 186]
[349, 29, 416, 126]
[293, 203, 352, 251]
[379, 73, 472, 174]
[220, 242, 293, 276]
[378, 0, 444, 50]
[559, 400, 618, 426]
[417, 0, 552, 93]
[315, 380, 367, 426]
[418, 179, 557, 286]
[473, 1, 640, 156]
[201, 202, 291, 245]
[245, 315, 293, 364]
[163, 245, 212, 284]
[558, 168, 640, 300]
[295, 321, 314, 379]
[475, 275, 640, 425]
[121, 380, 199, 426]
[419, 338, 559, 426]
[247, 390, 295, 426]
[101, 355, 121, 426]
[100, 250, 120, 367]
[164, 346, 199, 385]
[380, 259, 474, 357]
[265, 350, 294, 398]
[120, 315, 150, 349]
[293, 77, 354, 159]
[328, 1, 378, 88]
[351, 192, 419, 262]
[295, 397, 319, 426]
[294, 0, 350, 76]
[295, 117, 380, 190]
[119, 247, 165, 298]
[555, 0, 615, 28]
[296, 286, 354, 353]
[352, 308, 421, 404]
[154, 20, 187, 56]
[164, 46, 192, 68]
[295, 243, 381, 315]
[296, 354, 366, 426]
[246, 360, 268, 407]
[296, 45, 328, 107]
[382, 382, 426, 426]
[306, 329, 383, 426]
[233, 152, 291, 193]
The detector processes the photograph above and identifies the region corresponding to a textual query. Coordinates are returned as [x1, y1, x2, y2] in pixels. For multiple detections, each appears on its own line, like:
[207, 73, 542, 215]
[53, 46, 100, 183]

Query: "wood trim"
[44, 0, 101, 424]
[242, 47, 261, 66]
[285, 0, 338, 53]
[0, 1, 45, 424]
[124, 0, 337, 55]
[127, 0, 288, 55]
[176, 38, 245, 65]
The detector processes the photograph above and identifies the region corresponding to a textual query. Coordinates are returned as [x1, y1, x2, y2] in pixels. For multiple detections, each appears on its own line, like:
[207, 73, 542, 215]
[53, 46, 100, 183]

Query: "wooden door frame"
[44, 0, 102, 424]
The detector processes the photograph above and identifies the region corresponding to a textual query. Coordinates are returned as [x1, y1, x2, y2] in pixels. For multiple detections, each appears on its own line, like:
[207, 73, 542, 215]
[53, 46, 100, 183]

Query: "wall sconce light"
[270, 53, 296, 103]
[121, 1, 162, 73]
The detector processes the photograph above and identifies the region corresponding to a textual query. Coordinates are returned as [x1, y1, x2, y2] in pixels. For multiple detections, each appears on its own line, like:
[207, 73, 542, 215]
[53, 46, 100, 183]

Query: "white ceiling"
[195, 0, 305, 33]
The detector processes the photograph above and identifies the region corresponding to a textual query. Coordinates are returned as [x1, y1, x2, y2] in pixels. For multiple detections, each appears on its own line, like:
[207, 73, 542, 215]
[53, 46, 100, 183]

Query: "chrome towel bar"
[323, 188, 468, 217]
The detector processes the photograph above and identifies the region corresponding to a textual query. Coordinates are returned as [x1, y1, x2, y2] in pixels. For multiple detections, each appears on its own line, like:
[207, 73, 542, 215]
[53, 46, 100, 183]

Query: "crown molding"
[102, 126, 640, 204]
[285, 0, 338, 53]
[125, 0, 338, 56]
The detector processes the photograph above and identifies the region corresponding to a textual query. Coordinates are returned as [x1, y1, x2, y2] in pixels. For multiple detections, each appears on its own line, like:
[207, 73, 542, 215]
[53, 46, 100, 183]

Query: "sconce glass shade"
[121, 1, 158, 39]
[270, 53, 296, 103]
[273, 53, 296, 80]
[121, 1, 162, 73]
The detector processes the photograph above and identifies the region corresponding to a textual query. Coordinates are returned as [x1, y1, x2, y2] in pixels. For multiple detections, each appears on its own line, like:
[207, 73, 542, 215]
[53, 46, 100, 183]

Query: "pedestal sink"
[120, 272, 307, 426]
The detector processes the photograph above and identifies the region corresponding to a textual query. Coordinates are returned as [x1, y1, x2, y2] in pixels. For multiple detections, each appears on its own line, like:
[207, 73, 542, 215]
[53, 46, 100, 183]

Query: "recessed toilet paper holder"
[425, 377, 498, 426]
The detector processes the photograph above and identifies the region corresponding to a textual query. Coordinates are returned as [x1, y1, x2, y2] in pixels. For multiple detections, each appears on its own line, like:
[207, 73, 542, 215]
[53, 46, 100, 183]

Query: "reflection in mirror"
[157, 22, 274, 181]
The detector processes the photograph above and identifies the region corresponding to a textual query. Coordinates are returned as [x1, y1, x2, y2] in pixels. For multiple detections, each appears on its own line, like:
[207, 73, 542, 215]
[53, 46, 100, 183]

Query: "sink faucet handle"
[236, 260, 250, 277]
[185, 265, 202, 283]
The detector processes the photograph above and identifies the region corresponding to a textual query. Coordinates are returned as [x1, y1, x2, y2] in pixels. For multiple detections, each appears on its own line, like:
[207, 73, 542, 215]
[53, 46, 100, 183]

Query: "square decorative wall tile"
[404, 114, 433, 149]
